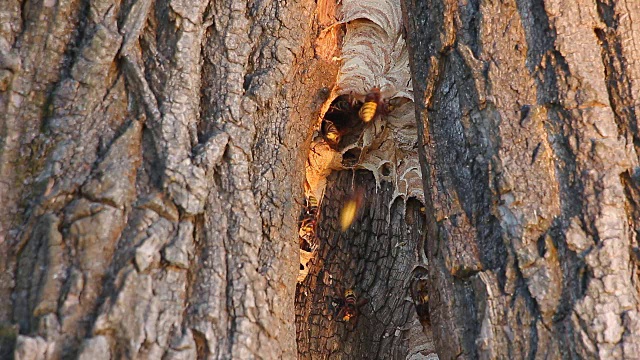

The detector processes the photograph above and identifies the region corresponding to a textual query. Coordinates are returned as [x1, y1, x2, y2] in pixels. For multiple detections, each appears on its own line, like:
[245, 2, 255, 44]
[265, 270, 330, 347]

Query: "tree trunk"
[0, 0, 338, 358]
[4, 0, 639, 358]
[1, 0, 433, 358]
[402, 0, 640, 358]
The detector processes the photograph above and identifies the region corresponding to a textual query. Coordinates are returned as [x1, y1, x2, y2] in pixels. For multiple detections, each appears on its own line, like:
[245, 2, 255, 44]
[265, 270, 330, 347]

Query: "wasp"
[331, 289, 368, 322]
[410, 267, 431, 326]
[321, 119, 341, 148]
[339, 187, 364, 232]
[321, 94, 363, 149]
[299, 195, 320, 250]
[305, 194, 319, 215]
[358, 87, 384, 123]
[413, 281, 430, 326]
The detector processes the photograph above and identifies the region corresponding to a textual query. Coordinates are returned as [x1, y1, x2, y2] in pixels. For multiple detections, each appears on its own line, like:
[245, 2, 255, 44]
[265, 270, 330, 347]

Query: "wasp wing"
[356, 298, 369, 307]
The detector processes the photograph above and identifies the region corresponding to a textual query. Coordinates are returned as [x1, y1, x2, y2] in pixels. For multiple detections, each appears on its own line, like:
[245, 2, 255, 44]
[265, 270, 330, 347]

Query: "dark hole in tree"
[342, 148, 362, 167]
[324, 95, 363, 127]
[243, 74, 252, 91]
[322, 95, 366, 150]
[380, 162, 392, 176]
[300, 240, 313, 252]
[537, 234, 546, 257]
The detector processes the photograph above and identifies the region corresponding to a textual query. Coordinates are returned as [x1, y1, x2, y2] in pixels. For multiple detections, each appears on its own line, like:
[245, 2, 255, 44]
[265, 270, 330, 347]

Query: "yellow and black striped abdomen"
[358, 101, 378, 123]
[344, 289, 356, 304]
[307, 195, 318, 209]
[305, 195, 319, 217]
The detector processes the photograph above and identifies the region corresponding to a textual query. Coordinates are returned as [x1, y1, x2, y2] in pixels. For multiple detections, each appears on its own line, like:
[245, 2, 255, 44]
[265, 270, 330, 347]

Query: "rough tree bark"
[402, 0, 640, 358]
[0, 0, 339, 358]
[3, 0, 639, 359]
[2, 0, 439, 356]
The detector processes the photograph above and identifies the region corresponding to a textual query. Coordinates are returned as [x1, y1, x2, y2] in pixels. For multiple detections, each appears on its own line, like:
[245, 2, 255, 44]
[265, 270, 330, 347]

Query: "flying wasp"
[358, 87, 384, 123]
[330, 289, 368, 323]
[339, 187, 364, 232]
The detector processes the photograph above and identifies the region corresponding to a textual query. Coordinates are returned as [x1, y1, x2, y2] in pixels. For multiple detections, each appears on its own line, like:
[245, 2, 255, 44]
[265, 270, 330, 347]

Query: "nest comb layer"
[299, 0, 423, 282]
[306, 0, 421, 205]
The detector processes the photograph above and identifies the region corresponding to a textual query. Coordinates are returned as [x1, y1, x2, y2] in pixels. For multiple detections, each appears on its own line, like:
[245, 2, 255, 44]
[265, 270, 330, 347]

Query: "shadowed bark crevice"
[404, 0, 640, 358]
[594, 0, 640, 154]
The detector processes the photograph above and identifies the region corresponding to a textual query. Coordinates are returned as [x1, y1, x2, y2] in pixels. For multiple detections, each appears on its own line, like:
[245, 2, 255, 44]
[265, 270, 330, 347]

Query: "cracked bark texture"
[0, 0, 338, 358]
[402, 0, 640, 358]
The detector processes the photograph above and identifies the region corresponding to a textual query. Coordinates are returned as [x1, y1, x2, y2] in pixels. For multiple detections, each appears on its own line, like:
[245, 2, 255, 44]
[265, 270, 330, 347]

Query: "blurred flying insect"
[358, 87, 383, 123]
[340, 201, 357, 231]
[331, 289, 368, 323]
[339, 188, 364, 232]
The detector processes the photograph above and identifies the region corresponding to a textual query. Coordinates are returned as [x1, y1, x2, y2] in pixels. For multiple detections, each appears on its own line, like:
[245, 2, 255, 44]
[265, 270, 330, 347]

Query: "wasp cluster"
[298, 88, 389, 283]
[299, 195, 319, 251]
[320, 87, 388, 152]
[298, 194, 321, 283]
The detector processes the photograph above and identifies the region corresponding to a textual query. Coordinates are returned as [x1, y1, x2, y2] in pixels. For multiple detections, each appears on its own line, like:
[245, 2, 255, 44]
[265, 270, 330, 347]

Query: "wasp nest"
[299, 0, 423, 282]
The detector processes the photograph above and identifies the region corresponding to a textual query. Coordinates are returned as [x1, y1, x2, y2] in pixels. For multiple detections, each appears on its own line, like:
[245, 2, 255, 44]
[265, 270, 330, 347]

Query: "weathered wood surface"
[3, 0, 639, 358]
[402, 0, 640, 358]
[0, 0, 337, 358]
